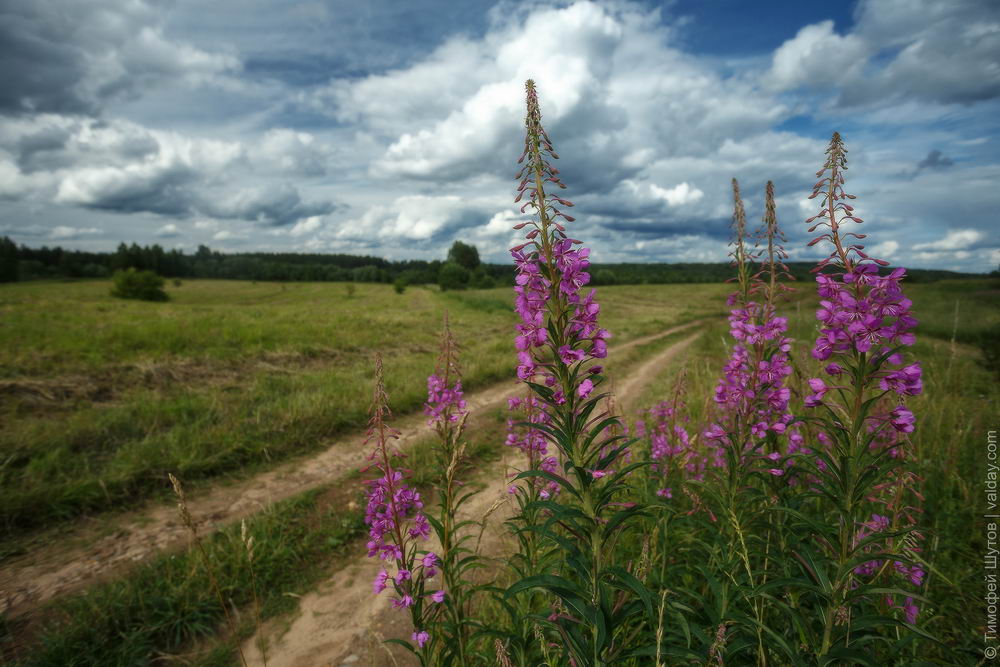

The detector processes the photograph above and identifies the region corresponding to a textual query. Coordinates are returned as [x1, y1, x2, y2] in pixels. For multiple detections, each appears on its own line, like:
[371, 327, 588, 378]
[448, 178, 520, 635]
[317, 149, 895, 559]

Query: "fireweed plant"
[689, 179, 798, 663]
[362, 354, 442, 663]
[787, 132, 928, 661]
[422, 312, 481, 664]
[499, 80, 654, 665]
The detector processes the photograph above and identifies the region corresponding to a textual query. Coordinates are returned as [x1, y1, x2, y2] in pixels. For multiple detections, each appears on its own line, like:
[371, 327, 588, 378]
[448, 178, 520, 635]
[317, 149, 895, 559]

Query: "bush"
[469, 267, 495, 289]
[110, 268, 168, 302]
[393, 277, 408, 294]
[437, 262, 469, 291]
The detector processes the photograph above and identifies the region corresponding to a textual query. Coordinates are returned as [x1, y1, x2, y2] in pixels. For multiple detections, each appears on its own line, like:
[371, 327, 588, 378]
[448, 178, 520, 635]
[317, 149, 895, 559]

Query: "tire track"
[0, 319, 706, 618]
[241, 328, 703, 667]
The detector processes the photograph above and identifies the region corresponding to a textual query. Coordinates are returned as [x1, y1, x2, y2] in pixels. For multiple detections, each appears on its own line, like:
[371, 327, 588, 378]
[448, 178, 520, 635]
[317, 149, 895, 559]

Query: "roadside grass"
[0, 280, 729, 536]
[624, 279, 998, 663]
[0, 389, 511, 666]
[0, 304, 713, 666]
[0, 485, 366, 666]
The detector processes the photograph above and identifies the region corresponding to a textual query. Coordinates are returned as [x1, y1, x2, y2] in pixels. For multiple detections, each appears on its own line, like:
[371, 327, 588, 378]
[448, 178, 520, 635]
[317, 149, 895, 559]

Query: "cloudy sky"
[1, 0, 998, 271]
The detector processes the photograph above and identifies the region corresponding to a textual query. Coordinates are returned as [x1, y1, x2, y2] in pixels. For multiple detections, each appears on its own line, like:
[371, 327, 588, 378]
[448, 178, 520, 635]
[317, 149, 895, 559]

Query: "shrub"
[110, 268, 168, 302]
[393, 276, 408, 294]
[446, 240, 480, 271]
[438, 262, 469, 291]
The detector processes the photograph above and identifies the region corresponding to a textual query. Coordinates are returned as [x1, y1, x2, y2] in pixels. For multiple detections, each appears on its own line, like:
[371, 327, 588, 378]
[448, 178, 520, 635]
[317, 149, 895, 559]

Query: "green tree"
[110, 268, 169, 301]
[0, 236, 19, 282]
[438, 262, 469, 291]
[446, 240, 480, 271]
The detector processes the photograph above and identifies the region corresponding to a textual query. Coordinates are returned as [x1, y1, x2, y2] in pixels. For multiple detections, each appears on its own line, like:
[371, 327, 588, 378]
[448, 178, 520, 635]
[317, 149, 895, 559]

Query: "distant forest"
[0, 236, 989, 287]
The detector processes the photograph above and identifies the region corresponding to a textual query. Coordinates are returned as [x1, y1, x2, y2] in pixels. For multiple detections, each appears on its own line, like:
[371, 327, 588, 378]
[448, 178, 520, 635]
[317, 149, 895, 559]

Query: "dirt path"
[241, 330, 702, 667]
[0, 320, 705, 618]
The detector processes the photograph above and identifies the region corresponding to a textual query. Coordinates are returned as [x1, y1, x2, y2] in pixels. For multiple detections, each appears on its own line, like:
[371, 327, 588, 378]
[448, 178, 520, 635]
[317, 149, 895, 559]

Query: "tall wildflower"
[698, 179, 797, 663]
[799, 132, 924, 656]
[363, 354, 439, 663]
[421, 312, 478, 664]
[503, 80, 651, 666]
[704, 179, 795, 470]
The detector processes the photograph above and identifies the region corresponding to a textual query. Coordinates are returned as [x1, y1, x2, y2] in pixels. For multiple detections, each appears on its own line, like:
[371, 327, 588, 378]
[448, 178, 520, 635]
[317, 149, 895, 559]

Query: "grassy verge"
[0, 280, 729, 536]
[624, 279, 998, 662]
[0, 302, 709, 666]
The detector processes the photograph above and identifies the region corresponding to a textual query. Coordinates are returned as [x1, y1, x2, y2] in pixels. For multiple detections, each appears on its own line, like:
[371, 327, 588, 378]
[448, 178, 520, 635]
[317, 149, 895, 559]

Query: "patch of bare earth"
[0, 321, 703, 621]
[241, 331, 701, 667]
[0, 349, 351, 410]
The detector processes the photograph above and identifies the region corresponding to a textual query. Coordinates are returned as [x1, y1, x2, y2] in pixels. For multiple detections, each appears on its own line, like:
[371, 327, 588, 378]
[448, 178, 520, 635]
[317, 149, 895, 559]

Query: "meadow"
[0, 274, 994, 665]
[2, 81, 998, 667]
[0, 279, 727, 534]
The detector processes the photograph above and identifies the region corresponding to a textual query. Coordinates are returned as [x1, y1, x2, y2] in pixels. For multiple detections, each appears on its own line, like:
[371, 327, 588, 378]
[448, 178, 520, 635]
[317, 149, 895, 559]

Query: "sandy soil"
[0, 320, 704, 619]
[240, 330, 702, 667]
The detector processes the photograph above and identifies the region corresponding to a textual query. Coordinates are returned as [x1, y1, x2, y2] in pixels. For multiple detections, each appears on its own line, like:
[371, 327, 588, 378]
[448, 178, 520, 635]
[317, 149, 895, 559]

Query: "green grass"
[3, 276, 991, 664]
[1, 486, 366, 666]
[626, 278, 998, 662]
[0, 279, 728, 536]
[0, 376, 515, 666]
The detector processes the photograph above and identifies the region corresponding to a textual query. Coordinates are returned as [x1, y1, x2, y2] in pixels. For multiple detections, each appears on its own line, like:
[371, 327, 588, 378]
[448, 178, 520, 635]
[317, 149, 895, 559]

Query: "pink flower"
[373, 569, 389, 595]
[577, 378, 594, 398]
[412, 630, 430, 648]
[431, 590, 446, 603]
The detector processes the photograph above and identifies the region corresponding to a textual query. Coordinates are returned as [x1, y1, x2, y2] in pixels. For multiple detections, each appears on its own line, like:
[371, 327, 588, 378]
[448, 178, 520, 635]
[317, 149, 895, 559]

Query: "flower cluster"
[704, 180, 796, 460]
[425, 373, 467, 425]
[636, 395, 691, 496]
[506, 395, 560, 499]
[511, 80, 608, 396]
[362, 354, 445, 653]
[364, 471, 430, 560]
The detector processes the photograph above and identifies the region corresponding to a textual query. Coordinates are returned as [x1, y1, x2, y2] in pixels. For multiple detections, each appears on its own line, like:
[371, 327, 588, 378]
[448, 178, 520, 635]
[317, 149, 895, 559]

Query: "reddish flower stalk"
[362, 354, 440, 656]
[803, 133, 924, 654]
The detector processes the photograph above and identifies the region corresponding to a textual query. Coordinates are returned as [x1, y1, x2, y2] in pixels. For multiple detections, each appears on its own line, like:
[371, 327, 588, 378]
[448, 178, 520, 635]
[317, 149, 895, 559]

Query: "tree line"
[0, 235, 986, 288]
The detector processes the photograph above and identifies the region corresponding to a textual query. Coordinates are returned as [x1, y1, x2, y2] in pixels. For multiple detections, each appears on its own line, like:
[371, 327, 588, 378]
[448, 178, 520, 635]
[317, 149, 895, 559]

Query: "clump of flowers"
[502, 80, 648, 666]
[362, 354, 442, 662]
[637, 374, 691, 495]
[704, 179, 795, 467]
[798, 132, 925, 655]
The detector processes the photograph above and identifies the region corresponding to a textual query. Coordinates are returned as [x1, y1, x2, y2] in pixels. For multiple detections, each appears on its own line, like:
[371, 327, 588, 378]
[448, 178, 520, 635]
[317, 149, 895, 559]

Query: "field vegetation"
[1, 79, 996, 667]
[0, 279, 726, 534]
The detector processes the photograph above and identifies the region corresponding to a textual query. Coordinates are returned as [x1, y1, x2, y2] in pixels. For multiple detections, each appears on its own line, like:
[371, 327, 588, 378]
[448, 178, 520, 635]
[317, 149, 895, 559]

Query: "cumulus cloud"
[0, 115, 335, 226]
[651, 182, 704, 207]
[764, 20, 869, 92]
[0, 0, 997, 271]
[765, 0, 1000, 107]
[156, 223, 180, 238]
[913, 229, 984, 252]
[49, 225, 101, 240]
[0, 0, 240, 114]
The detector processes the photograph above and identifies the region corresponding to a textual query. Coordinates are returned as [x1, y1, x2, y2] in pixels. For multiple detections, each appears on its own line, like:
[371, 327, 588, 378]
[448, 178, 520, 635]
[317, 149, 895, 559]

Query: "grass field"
[0, 279, 728, 534]
[1, 276, 995, 665]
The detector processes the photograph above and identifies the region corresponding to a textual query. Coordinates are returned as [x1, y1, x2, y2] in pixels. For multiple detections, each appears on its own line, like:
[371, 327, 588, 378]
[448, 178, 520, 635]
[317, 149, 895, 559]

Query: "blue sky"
[0, 0, 997, 271]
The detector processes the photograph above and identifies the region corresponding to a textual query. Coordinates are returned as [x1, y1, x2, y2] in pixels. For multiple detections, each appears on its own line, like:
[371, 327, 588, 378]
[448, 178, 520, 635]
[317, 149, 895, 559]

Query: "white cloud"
[289, 216, 323, 237]
[765, 20, 869, 92]
[912, 229, 984, 251]
[869, 240, 899, 259]
[49, 225, 100, 240]
[156, 223, 180, 238]
[650, 182, 704, 206]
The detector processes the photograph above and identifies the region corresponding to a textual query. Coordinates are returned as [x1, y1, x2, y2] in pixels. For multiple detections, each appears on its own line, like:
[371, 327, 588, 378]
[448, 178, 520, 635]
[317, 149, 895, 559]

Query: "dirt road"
[241, 330, 702, 667]
[0, 320, 705, 618]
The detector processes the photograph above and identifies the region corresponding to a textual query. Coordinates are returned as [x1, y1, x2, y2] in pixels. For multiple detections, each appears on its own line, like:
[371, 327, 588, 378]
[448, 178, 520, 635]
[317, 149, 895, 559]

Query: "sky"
[0, 0, 998, 272]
